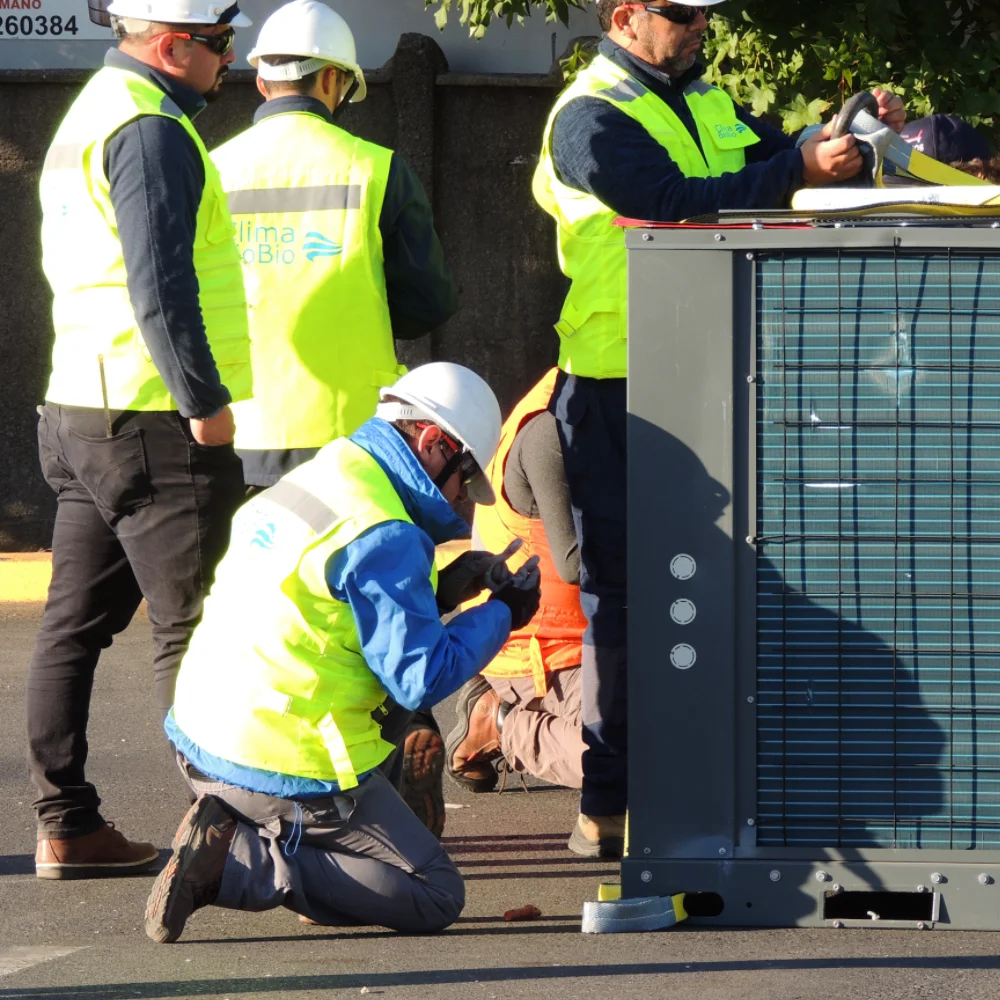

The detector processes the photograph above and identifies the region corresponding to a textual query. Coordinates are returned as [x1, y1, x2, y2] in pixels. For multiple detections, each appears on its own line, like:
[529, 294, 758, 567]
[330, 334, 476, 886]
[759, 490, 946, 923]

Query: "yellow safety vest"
[172, 437, 438, 790]
[211, 110, 405, 451]
[533, 53, 760, 379]
[39, 65, 251, 411]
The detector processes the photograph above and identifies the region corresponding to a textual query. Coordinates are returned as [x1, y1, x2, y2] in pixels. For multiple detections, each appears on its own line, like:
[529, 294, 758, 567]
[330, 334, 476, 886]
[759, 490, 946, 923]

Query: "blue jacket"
[550, 38, 804, 222]
[167, 417, 511, 797]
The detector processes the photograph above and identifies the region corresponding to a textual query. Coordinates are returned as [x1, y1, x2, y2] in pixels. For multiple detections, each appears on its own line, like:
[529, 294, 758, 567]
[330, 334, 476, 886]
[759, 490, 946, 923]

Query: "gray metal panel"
[627, 246, 737, 860]
[625, 225, 1000, 252]
[621, 858, 1000, 930]
[626, 225, 1000, 929]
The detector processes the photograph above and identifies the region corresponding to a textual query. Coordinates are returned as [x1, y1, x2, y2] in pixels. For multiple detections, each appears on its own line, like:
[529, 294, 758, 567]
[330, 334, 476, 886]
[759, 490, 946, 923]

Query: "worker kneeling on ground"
[446, 369, 592, 848]
[145, 363, 542, 943]
[211, 0, 459, 836]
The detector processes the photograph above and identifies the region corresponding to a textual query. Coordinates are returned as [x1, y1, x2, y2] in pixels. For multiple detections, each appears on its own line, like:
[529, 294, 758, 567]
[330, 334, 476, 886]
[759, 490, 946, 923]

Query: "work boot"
[445, 675, 505, 793]
[35, 822, 159, 880]
[400, 721, 446, 839]
[145, 796, 236, 944]
[567, 813, 626, 859]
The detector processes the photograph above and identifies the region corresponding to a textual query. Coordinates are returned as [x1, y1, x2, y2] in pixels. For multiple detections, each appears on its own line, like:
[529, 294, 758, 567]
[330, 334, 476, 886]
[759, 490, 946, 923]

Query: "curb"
[0, 542, 470, 604]
[0, 554, 52, 604]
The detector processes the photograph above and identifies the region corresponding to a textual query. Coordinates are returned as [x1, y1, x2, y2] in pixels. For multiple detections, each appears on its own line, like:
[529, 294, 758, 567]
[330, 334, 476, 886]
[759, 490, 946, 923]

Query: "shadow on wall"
[0, 33, 570, 551]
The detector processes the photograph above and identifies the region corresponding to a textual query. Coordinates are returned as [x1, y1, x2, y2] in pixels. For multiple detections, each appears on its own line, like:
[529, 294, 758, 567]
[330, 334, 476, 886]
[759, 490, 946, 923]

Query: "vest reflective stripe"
[226, 184, 363, 214]
[39, 66, 251, 411]
[212, 112, 403, 451]
[263, 479, 338, 533]
[471, 369, 586, 695]
[532, 54, 760, 379]
[173, 438, 437, 789]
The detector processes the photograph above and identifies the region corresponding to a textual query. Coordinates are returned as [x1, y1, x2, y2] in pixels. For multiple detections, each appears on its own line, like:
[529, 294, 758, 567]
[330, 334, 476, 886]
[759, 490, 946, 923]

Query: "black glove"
[436, 550, 497, 613]
[489, 577, 541, 631]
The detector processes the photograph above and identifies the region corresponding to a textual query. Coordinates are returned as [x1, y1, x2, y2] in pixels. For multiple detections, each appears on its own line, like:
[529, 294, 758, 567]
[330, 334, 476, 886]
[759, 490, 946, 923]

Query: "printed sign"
[0, 0, 110, 39]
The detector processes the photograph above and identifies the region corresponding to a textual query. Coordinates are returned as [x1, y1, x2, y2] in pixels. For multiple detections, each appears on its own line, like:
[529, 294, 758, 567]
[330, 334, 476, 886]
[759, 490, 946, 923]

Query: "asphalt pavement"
[4, 599, 1000, 999]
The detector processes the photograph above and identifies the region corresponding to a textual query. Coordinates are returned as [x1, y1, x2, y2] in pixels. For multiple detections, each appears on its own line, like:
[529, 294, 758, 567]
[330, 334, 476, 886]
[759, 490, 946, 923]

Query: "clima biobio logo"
[236, 222, 343, 265]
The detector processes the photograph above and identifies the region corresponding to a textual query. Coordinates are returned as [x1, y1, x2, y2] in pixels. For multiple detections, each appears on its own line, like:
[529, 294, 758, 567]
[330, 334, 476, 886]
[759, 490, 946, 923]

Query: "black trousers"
[27, 404, 244, 838]
[551, 372, 628, 817]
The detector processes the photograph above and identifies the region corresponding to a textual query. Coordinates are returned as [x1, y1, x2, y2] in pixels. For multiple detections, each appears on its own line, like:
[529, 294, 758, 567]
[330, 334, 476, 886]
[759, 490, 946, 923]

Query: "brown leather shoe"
[567, 813, 627, 859]
[400, 724, 446, 839]
[35, 823, 159, 880]
[144, 796, 236, 944]
[445, 675, 504, 793]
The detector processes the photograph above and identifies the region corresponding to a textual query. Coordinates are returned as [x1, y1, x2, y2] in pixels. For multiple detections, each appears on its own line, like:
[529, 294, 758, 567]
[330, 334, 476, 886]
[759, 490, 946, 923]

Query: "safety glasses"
[627, 3, 707, 25]
[437, 439, 480, 486]
[172, 27, 235, 55]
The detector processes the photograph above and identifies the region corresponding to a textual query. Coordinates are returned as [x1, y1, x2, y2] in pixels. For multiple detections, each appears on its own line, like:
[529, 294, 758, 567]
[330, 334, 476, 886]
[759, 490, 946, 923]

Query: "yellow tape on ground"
[0, 554, 52, 603]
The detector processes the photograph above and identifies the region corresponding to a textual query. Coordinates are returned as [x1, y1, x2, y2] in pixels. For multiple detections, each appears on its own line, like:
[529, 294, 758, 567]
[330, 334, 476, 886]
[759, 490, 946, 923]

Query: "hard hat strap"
[332, 76, 359, 121]
[258, 56, 330, 81]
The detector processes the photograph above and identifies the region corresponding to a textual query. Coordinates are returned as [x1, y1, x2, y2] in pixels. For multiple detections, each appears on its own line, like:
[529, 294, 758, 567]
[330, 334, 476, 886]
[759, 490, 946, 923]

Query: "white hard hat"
[105, 0, 251, 25]
[376, 363, 503, 505]
[248, 0, 366, 102]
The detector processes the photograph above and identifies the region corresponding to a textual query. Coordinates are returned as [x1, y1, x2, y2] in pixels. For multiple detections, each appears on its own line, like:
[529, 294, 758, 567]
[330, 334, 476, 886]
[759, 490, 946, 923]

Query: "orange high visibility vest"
[473, 368, 586, 697]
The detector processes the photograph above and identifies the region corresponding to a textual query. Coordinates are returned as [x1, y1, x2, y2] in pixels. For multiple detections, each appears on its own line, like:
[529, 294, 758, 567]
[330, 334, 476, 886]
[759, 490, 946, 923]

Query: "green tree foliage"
[428, 0, 1000, 139]
[424, 0, 587, 39]
[701, 2, 1000, 135]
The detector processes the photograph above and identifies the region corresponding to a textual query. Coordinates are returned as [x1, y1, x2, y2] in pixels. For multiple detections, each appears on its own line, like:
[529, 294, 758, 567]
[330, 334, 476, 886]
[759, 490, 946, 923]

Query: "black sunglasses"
[437, 440, 480, 486]
[173, 27, 235, 55]
[630, 3, 707, 25]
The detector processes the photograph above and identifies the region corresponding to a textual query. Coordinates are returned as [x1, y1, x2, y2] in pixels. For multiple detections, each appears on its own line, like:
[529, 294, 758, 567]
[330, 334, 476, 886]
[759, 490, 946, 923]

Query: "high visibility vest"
[39, 65, 251, 411]
[472, 368, 586, 697]
[533, 53, 760, 379]
[211, 110, 405, 450]
[172, 437, 437, 790]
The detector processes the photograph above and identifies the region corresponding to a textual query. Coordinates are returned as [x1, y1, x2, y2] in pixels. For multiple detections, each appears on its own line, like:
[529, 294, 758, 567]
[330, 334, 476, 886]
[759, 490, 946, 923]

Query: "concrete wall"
[0, 33, 572, 550]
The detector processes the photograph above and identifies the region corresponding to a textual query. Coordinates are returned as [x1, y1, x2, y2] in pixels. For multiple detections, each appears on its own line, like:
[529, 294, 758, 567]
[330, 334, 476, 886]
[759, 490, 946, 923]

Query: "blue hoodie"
[167, 417, 512, 797]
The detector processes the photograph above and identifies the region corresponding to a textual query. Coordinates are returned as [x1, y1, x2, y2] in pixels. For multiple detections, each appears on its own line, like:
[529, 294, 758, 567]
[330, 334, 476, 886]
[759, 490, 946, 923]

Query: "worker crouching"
[446, 369, 596, 850]
[145, 363, 541, 942]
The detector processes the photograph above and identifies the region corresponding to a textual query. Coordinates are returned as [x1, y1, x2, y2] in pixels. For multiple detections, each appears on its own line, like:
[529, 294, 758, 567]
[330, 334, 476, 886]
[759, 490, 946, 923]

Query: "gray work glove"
[487, 554, 542, 630]
[436, 539, 528, 614]
[436, 550, 500, 613]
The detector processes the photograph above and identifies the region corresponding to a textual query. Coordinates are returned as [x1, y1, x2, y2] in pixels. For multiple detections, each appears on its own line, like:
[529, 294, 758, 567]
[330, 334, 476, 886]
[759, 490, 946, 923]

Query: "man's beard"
[204, 66, 228, 103]
[659, 51, 698, 76]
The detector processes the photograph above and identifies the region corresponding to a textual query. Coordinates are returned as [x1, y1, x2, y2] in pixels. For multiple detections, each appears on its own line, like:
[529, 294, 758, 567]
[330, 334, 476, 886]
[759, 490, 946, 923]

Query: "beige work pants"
[485, 666, 584, 789]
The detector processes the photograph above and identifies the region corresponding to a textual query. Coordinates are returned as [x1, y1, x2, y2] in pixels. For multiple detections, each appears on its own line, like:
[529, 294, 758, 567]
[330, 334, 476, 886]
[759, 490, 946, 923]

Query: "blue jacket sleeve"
[104, 116, 231, 419]
[550, 96, 804, 222]
[326, 521, 512, 711]
[379, 154, 459, 342]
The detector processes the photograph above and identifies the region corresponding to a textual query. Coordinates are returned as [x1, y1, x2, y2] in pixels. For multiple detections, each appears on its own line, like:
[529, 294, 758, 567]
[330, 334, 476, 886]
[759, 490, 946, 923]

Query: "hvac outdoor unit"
[624, 222, 1000, 930]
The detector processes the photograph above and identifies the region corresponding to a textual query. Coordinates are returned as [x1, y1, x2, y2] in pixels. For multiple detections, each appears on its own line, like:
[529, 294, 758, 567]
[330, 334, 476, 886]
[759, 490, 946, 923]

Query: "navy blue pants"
[551, 372, 627, 817]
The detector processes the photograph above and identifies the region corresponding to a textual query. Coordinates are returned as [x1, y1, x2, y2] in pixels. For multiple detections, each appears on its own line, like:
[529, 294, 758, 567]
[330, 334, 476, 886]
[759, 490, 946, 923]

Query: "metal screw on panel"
[930, 872, 944, 885]
[746, 535, 757, 544]
[917, 922, 928, 930]
[747, 818, 756, 826]
[644, 847, 651, 855]
[747, 252, 756, 259]
[747, 696, 756, 704]
[979, 874, 994, 885]
[746, 375, 756, 384]
[719, 848, 728, 856]
[916, 885, 927, 893]
[714, 233, 725, 242]
[641, 871, 653, 883]
[816, 871, 831, 883]
[769, 870, 781, 882]
[832, 920, 844, 929]
[642, 233, 653, 242]
[831, 884, 843, 894]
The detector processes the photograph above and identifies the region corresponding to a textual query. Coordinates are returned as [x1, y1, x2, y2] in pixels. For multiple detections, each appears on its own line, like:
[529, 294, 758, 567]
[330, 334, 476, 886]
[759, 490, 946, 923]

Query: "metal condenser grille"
[756, 250, 1000, 850]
